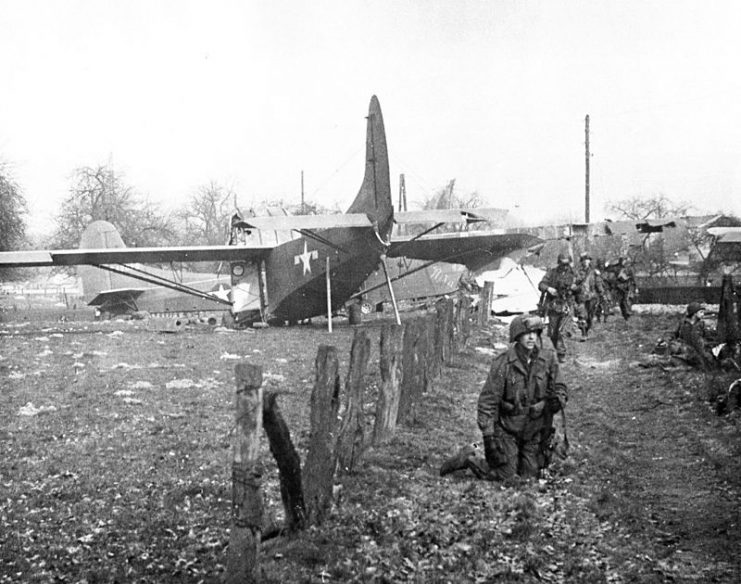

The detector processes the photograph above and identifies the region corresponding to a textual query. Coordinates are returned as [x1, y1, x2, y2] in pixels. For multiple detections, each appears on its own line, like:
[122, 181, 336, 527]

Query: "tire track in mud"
[564, 316, 741, 581]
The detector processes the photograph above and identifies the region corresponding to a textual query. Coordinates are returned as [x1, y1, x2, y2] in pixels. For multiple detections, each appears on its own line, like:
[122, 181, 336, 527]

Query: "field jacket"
[538, 266, 577, 313]
[575, 266, 604, 302]
[478, 344, 567, 440]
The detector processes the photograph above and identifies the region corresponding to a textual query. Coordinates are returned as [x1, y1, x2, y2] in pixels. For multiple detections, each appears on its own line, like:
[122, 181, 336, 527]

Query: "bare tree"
[606, 193, 692, 221]
[0, 163, 26, 250]
[50, 165, 173, 249]
[0, 162, 27, 279]
[410, 179, 483, 234]
[176, 181, 236, 246]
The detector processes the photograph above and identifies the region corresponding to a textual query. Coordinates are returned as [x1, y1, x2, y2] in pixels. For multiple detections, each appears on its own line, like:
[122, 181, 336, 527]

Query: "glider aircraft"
[75, 220, 232, 320]
[0, 96, 542, 326]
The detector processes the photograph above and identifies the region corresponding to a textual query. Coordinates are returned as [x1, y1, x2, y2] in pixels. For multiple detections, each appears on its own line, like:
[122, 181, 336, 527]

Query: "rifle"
[537, 290, 547, 316]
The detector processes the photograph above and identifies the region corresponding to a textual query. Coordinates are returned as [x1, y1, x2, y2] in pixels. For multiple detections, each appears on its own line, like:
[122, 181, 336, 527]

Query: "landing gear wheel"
[360, 302, 372, 315]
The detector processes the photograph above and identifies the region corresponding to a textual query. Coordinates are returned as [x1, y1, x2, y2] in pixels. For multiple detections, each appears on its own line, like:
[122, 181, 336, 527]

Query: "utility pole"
[585, 115, 590, 224]
[301, 170, 305, 214]
[398, 173, 407, 212]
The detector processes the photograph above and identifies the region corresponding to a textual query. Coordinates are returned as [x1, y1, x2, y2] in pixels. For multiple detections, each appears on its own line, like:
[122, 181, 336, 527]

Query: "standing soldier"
[477, 315, 568, 480]
[595, 259, 615, 322]
[608, 256, 638, 321]
[538, 252, 577, 363]
[574, 252, 604, 339]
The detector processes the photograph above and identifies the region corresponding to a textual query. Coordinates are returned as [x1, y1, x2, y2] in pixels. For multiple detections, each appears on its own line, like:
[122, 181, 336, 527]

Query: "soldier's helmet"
[557, 252, 571, 264]
[509, 314, 545, 343]
[580, 251, 592, 261]
[687, 301, 703, 316]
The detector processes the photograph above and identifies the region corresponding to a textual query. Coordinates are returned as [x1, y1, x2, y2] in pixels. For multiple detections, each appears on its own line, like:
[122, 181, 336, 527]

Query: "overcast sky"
[2, 0, 740, 236]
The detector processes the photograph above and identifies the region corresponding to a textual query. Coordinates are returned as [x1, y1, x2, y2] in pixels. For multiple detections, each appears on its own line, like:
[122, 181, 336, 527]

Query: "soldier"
[538, 252, 578, 363]
[674, 301, 717, 370]
[593, 259, 614, 323]
[607, 256, 638, 321]
[574, 252, 604, 339]
[477, 315, 568, 480]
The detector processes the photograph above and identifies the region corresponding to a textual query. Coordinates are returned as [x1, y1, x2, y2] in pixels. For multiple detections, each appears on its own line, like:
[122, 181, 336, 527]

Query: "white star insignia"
[294, 242, 318, 275]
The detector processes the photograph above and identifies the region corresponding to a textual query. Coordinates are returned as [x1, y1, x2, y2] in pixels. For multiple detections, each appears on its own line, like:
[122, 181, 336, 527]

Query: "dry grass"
[1, 311, 740, 583]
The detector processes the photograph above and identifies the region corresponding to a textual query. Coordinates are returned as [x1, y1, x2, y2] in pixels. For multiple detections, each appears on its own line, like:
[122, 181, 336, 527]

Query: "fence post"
[262, 391, 305, 532]
[440, 298, 455, 363]
[418, 315, 431, 393]
[373, 324, 403, 444]
[455, 294, 473, 351]
[398, 319, 426, 424]
[303, 345, 341, 526]
[226, 363, 264, 584]
[337, 330, 371, 474]
[424, 315, 439, 383]
[718, 275, 740, 343]
[478, 281, 495, 326]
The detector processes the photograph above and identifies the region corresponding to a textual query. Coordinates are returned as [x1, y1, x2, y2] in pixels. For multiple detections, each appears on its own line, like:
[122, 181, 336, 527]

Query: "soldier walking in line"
[593, 258, 614, 323]
[574, 251, 604, 339]
[538, 252, 578, 363]
[607, 256, 638, 321]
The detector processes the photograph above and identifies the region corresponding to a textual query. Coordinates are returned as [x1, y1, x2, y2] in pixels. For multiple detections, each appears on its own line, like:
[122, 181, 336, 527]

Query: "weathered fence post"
[424, 315, 439, 384]
[718, 275, 740, 344]
[433, 301, 446, 373]
[478, 281, 495, 326]
[458, 294, 473, 349]
[303, 345, 341, 525]
[417, 315, 431, 393]
[439, 298, 455, 364]
[226, 363, 264, 584]
[373, 324, 404, 444]
[337, 330, 372, 474]
[398, 319, 426, 424]
[262, 391, 305, 532]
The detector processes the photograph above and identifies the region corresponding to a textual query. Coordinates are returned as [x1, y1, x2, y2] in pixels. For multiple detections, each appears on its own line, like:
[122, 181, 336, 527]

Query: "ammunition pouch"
[548, 297, 571, 314]
[528, 400, 546, 419]
[500, 400, 516, 413]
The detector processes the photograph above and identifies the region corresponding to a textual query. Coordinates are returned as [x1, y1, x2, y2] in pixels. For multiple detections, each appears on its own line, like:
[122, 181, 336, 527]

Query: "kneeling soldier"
[477, 315, 568, 480]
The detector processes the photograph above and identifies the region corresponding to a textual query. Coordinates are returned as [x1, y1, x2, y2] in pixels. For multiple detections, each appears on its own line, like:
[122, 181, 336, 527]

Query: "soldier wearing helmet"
[477, 314, 568, 480]
[606, 256, 638, 320]
[538, 251, 578, 362]
[673, 301, 717, 370]
[574, 251, 604, 339]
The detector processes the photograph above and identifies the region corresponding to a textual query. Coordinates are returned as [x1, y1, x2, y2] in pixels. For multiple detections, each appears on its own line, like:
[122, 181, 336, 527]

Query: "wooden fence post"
[417, 315, 431, 393]
[262, 391, 305, 532]
[373, 324, 403, 444]
[478, 281, 495, 326]
[455, 294, 473, 351]
[424, 315, 439, 384]
[303, 345, 341, 526]
[433, 300, 445, 372]
[718, 275, 740, 343]
[337, 330, 371, 474]
[440, 298, 455, 364]
[398, 319, 427, 424]
[226, 363, 264, 584]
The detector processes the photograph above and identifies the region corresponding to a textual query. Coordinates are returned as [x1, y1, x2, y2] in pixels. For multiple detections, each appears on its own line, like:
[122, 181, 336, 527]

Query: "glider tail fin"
[346, 95, 393, 240]
[78, 220, 127, 300]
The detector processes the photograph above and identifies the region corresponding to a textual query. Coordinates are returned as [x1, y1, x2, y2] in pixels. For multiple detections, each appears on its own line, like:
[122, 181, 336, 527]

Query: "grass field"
[1, 310, 740, 583]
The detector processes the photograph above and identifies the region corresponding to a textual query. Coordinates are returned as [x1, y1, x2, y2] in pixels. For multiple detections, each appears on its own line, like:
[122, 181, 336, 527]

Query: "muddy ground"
[1, 310, 739, 583]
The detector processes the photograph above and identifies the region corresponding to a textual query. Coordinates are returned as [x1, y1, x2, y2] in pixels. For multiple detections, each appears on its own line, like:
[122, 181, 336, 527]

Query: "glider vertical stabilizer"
[78, 220, 130, 302]
[346, 95, 394, 241]
[261, 96, 395, 323]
